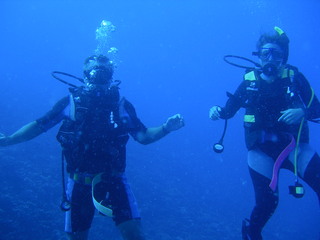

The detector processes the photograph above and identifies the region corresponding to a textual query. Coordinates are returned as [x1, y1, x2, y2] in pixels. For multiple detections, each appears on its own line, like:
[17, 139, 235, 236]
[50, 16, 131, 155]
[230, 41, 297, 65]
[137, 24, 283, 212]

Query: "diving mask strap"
[269, 134, 296, 192]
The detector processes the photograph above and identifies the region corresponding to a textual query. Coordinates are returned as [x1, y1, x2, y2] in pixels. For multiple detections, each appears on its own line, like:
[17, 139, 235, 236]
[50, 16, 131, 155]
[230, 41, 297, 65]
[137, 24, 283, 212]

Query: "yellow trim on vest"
[281, 69, 294, 78]
[244, 115, 255, 123]
[85, 177, 92, 185]
[245, 68, 295, 80]
[71, 173, 95, 185]
[244, 71, 256, 81]
[73, 173, 79, 181]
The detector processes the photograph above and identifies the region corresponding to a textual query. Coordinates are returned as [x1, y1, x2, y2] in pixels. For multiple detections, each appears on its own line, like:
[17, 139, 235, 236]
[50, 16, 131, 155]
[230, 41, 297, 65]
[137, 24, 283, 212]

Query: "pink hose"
[269, 135, 296, 191]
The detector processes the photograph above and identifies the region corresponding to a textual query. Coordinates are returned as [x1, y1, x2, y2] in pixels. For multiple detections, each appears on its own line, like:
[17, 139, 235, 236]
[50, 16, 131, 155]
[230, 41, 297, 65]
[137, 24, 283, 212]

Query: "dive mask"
[258, 48, 284, 77]
[86, 66, 113, 84]
[84, 55, 114, 85]
[259, 47, 284, 61]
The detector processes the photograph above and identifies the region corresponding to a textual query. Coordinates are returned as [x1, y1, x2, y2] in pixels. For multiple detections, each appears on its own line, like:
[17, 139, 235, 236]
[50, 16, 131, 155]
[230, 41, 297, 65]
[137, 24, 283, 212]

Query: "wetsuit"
[36, 87, 147, 233]
[218, 66, 320, 240]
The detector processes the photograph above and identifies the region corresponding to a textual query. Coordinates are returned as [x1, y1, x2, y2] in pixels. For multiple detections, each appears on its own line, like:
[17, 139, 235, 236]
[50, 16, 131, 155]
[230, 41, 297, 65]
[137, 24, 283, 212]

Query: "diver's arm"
[297, 72, 320, 120]
[210, 81, 247, 120]
[0, 121, 44, 146]
[135, 126, 167, 145]
[135, 114, 185, 145]
[278, 72, 320, 125]
[278, 108, 305, 125]
[0, 96, 69, 147]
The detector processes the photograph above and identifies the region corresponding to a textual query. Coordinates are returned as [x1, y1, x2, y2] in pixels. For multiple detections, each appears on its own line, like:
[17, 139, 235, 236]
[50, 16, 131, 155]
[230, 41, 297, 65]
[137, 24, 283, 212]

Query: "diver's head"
[83, 55, 114, 86]
[259, 43, 285, 77]
[254, 27, 289, 77]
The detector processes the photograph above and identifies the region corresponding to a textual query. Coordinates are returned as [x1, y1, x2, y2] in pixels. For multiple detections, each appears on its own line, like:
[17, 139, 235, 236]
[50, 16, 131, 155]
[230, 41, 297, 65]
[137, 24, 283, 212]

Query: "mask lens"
[259, 48, 284, 61]
[96, 56, 109, 63]
[88, 67, 112, 84]
[84, 56, 114, 84]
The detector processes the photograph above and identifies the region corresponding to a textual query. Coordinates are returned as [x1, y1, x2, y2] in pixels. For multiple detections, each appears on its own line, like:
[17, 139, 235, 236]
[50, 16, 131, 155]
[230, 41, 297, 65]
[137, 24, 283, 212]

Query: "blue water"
[1, 0, 320, 239]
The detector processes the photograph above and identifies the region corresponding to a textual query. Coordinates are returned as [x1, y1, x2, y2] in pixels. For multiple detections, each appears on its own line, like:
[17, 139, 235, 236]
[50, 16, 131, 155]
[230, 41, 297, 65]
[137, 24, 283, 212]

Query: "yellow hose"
[293, 87, 314, 178]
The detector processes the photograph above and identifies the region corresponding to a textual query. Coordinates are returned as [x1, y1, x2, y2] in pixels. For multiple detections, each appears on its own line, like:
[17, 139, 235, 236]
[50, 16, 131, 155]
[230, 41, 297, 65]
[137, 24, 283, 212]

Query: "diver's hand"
[278, 108, 305, 125]
[209, 106, 221, 120]
[163, 114, 185, 133]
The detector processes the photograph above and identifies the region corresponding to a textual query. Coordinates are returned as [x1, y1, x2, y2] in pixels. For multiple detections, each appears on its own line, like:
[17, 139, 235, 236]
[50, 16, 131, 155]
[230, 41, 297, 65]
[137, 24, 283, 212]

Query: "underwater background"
[1, 0, 320, 239]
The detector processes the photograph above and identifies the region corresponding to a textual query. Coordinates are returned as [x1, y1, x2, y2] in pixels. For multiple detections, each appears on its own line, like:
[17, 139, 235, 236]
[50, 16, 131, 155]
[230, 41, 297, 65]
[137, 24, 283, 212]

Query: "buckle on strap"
[70, 172, 96, 185]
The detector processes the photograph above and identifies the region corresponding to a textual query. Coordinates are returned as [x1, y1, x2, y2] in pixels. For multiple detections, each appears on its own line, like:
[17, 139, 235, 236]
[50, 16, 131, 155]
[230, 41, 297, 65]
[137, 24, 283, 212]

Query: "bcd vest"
[56, 86, 130, 173]
[242, 66, 306, 149]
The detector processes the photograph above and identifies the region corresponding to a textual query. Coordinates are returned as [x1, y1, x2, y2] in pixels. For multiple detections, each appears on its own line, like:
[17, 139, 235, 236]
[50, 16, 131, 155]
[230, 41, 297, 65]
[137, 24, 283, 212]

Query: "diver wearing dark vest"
[209, 27, 320, 240]
[0, 55, 185, 240]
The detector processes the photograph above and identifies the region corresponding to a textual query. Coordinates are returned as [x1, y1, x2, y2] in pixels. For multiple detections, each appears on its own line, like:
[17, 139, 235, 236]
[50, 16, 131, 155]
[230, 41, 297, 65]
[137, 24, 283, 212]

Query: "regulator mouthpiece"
[262, 63, 278, 76]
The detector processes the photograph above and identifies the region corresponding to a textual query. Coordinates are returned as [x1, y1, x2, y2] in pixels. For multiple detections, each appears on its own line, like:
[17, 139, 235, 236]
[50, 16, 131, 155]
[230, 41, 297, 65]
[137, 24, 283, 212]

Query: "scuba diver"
[209, 27, 320, 240]
[0, 54, 185, 240]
